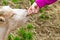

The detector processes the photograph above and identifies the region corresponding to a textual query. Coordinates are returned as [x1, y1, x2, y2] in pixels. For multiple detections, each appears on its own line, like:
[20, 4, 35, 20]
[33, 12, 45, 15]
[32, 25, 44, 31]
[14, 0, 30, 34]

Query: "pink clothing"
[35, 0, 57, 8]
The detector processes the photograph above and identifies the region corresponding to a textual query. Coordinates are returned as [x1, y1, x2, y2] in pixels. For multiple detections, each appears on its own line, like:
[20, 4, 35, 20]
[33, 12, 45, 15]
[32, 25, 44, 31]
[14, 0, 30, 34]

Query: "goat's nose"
[0, 17, 5, 22]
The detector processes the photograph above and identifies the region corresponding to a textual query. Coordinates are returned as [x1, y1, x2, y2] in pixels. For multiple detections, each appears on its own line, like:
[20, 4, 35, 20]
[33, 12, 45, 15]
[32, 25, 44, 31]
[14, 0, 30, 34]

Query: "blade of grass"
[30, 0, 34, 4]
[27, 23, 33, 30]
[2, 0, 8, 5]
[12, 0, 18, 3]
[14, 36, 20, 40]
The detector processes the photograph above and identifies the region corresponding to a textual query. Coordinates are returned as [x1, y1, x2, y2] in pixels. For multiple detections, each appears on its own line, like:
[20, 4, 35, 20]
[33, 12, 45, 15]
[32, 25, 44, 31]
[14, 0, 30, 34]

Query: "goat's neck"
[0, 26, 7, 40]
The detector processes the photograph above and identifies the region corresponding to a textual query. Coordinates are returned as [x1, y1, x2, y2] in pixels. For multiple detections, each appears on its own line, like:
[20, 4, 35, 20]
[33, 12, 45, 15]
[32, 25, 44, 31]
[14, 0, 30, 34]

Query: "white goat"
[0, 6, 27, 40]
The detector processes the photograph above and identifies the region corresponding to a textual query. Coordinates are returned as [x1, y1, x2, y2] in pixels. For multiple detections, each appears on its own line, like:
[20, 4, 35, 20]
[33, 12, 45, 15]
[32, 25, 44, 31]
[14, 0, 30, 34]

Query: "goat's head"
[0, 6, 28, 40]
[0, 7, 14, 26]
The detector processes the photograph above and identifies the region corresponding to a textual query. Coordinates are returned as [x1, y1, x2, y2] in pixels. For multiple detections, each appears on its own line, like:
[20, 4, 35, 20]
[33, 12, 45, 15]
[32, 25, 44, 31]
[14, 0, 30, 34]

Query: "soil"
[26, 0, 60, 40]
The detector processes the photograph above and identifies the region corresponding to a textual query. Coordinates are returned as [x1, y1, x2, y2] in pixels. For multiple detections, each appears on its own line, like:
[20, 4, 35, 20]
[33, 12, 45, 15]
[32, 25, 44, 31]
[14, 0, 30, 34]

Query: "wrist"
[32, 2, 37, 6]
[32, 2, 39, 8]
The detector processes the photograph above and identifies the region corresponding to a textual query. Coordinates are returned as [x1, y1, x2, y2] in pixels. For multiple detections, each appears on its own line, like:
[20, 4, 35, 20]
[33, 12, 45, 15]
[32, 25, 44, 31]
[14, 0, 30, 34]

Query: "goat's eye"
[0, 17, 5, 22]
[0, 19, 4, 22]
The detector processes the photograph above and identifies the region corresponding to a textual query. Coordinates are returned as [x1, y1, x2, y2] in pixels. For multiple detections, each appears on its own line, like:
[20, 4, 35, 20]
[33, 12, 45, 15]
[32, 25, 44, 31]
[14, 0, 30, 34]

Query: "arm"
[35, 0, 57, 8]
[28, 0, 57, 15]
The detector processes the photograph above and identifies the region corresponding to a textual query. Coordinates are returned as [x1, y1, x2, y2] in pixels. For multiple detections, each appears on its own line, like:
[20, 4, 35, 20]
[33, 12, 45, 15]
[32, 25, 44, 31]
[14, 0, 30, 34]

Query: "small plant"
[14, 36, 20, 40]
[27, 23, 33, 30]
[17, 23, 33, 40]
[18, 27, 33, 40]
[8, 23, 33, 40]
[40, 13, 45, 19]
[15, 4, 20, 8]
[39, 5, 49, 20]
[30, 0, 34, 4]
[39, 8, 44, 13]
[8, 33, 14, 40]
[11, 0, 20, 8]
[12, 0, 18, 3]
[26, 32, 33, 40]
[44, 5, 49, 9]
[2, 0, 8, 5]
[39, 13, 49, 20]
[39, 5, 49, 13]
[18, 28, 26, 38]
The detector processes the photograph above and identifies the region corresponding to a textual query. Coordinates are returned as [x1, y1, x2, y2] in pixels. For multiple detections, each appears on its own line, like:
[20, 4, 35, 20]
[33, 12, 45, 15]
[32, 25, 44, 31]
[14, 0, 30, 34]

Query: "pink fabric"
[35, 0, 57, 8]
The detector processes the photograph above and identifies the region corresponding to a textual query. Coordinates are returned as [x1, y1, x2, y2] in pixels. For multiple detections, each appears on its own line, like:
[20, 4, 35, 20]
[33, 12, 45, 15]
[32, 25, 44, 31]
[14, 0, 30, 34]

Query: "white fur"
[0, 6, 27, 40]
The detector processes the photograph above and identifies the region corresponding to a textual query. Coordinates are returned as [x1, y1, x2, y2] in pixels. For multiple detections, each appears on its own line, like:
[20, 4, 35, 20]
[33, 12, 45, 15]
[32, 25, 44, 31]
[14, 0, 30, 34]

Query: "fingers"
[27, 6, 39, 15]
[27, 2, 39, 15]
[34, 6, 39, 13]
[27, 6, 33, 15]
[32, 5, 39, 13]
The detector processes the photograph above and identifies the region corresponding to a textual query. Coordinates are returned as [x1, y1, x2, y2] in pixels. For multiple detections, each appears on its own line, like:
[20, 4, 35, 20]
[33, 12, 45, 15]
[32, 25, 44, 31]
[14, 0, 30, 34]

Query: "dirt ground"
[26, 0, 60, 40]
[0, 0, 60, 40]
[15, 0, 60, 40]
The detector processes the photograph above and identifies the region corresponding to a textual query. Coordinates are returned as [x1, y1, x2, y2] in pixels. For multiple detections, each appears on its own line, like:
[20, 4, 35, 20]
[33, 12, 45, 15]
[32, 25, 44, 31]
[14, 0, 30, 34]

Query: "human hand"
[27, 2, 39, 15]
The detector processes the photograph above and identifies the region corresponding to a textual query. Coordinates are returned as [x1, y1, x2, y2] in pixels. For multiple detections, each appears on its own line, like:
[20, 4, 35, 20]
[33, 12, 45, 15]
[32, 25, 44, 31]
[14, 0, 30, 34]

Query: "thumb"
[27, 7, 33, 15]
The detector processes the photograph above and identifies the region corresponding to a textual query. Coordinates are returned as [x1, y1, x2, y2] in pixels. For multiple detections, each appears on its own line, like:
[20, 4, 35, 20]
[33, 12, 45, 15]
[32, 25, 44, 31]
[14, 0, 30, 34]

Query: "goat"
[0, 6, 27, 40]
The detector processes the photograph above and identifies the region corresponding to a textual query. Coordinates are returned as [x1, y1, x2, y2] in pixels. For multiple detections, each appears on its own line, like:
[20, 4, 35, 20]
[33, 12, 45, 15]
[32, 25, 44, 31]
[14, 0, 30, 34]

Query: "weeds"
[11, 0, 19, 8]
[39, 13, 49, 20]
[25, 32, 33, 40]
[14, 36, 20, 40]
[39, 8, 44, 13]
[44, 5, 49, 9]
[2, 0, 19, 8]
[39, 5, 49, 20]
[39, 5, 49, 13]
[30, 0, 34, 4]
[8, 23, 33, 40]
[2, 0, 8, 5]
[27, 23, 33, 30]
[12, 0, 18, 3]
[8, 33, 14, 40]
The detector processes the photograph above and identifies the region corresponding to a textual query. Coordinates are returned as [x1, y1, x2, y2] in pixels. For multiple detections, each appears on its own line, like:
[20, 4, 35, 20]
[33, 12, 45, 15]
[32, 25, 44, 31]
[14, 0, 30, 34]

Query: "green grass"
[39, 8, 44, 13]
[27, 23, 33, 30]
[12, 0, 18, 3]
[8, 34, 14, 40]
[11, 0, 19, 8]
[39, 5, 49, 13]
[44, 5, 49, 9]
[14, 36, 20, 40]
[30, 0, 34, 4]
[8, 23, 33, 40]
[2, 0, 19, 8]
[26, 32, 33, 40]
[39, 5, 49, 20]
[2, 0, 8, 5]
[39, 13, 49, 20]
